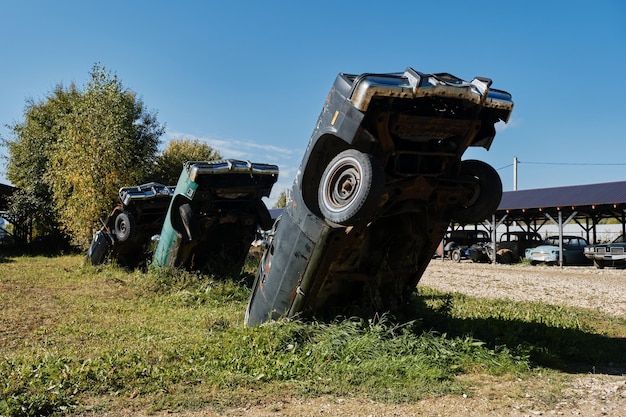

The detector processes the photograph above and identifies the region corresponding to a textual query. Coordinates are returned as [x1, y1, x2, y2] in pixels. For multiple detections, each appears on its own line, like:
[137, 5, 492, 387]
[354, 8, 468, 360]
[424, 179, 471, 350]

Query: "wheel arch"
[301, 134, 352, 216]
[444, 241, 458, 252]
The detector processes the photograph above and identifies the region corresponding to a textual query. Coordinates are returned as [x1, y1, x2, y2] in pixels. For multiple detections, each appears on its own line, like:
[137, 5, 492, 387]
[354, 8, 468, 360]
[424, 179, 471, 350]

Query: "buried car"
[152, 160, 278, 276]
[525, 235, 590, 265]
[584, 234, 626, 269]
[87, 182, 176, 268]
[245, 68, 513, 326]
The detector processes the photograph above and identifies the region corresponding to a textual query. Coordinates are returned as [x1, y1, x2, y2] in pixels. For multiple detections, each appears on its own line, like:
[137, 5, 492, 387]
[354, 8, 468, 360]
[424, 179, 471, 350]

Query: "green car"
[153, 159, 278, 276]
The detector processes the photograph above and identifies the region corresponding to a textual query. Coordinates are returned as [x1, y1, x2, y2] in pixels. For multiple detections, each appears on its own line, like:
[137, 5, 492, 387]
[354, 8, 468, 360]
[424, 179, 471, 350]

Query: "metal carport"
[469, 181, 626, 267]
[496, 181, 626, 241]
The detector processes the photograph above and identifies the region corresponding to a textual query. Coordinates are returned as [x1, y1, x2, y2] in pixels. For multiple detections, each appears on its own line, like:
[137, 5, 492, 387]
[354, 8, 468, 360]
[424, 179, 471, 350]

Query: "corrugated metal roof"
[498, 181, 626, 211]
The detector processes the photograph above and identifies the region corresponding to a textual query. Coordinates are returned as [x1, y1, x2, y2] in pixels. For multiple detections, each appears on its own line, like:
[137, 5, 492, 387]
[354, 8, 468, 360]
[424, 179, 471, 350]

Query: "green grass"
[1, 255, 624, 416]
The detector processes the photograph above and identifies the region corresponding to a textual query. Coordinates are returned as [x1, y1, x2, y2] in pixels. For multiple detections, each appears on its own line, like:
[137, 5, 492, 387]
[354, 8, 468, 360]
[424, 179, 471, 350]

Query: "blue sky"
[1, 1, 625, 205]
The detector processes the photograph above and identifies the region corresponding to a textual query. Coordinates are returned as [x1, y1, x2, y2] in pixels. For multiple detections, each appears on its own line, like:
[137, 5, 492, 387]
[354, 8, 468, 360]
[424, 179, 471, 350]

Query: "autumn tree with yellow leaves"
[4, 64, 164, 248]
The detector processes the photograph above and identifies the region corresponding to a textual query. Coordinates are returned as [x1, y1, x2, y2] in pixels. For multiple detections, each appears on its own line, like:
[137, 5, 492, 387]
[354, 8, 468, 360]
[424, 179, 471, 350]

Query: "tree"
[47, 64, 164, 247]
[4, 84, 80, 243]
[152, 137, 222, 185]
[273, 190, 288, 208]
[4, 64, 165, 248]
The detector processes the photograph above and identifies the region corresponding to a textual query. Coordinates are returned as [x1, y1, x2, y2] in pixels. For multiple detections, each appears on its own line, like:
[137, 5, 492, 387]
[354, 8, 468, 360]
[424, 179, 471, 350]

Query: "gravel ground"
[420, 260, 626, 316]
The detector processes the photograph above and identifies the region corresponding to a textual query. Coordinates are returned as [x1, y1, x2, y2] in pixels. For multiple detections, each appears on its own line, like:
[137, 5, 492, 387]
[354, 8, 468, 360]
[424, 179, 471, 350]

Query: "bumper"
[585, 254, 626, 262]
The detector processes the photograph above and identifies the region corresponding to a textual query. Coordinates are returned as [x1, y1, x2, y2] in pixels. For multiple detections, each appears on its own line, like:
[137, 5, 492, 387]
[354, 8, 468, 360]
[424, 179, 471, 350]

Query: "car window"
[545, 237, 558, 245]
[613, 235, 626, 244]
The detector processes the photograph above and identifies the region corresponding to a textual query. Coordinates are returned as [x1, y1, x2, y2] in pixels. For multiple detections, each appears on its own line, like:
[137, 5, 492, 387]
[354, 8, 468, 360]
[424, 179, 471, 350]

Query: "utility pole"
[513, 156, 518, 191]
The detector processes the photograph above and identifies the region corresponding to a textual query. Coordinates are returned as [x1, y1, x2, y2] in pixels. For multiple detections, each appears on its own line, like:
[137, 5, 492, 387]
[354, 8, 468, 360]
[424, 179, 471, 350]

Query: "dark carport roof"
[497, 181, 626, 216]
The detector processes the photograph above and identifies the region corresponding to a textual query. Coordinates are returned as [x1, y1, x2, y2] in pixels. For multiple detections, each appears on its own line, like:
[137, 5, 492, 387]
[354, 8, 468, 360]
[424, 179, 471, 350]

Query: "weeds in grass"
[1, 316, 529, 415]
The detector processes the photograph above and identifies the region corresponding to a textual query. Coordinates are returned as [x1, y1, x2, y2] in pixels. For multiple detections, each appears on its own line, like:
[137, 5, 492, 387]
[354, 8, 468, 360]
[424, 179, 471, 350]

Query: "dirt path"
[107, 374, 626, 416]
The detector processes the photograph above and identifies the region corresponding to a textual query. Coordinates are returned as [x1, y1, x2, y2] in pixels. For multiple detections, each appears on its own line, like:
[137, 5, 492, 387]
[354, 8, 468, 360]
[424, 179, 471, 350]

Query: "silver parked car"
[584, 234, 626, 269]
[525, 235, 590, 265]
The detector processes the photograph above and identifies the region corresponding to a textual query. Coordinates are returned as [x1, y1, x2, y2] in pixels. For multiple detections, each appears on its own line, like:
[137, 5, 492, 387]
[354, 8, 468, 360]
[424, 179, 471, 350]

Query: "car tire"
[114, 211, 135, 242]
[450, 160, 502, 224]
[497, 249, 514, 264]
[318, 149, 384, 225]
[87, 230, 111, 265]
[451, 249, 462, 262]
[594, 259, 606, 269]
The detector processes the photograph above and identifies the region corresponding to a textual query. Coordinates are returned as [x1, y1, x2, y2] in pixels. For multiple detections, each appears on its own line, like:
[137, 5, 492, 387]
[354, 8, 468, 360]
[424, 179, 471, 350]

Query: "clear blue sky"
[1, 1, 625, 205]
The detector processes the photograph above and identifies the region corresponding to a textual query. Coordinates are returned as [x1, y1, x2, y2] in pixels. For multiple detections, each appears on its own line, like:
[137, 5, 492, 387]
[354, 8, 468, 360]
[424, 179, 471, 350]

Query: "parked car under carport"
[584, 234, 626, 269]
[525, 235, 590, 266]
[436, 229, 491, 262]
[470, 231, 542, 264]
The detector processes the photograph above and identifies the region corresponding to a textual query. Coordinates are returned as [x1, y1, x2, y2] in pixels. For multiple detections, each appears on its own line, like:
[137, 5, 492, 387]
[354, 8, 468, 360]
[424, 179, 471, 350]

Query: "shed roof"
[497, 181, 626, 220]
[499, 181, 626, 211]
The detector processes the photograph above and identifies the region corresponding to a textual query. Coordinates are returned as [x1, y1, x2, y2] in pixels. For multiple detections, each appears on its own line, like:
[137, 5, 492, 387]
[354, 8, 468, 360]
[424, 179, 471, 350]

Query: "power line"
[497, 161, 626, 171]
[519, 161, 626, 166]
[498, 157, 626, 191]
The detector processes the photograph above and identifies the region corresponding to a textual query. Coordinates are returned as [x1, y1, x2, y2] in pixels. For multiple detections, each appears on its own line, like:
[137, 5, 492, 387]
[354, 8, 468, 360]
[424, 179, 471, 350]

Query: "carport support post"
[544, 211, 564, 267]
[492, 214, 497, 265]
[558, 211, 563, 268]
[488, 213, 508, 266]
